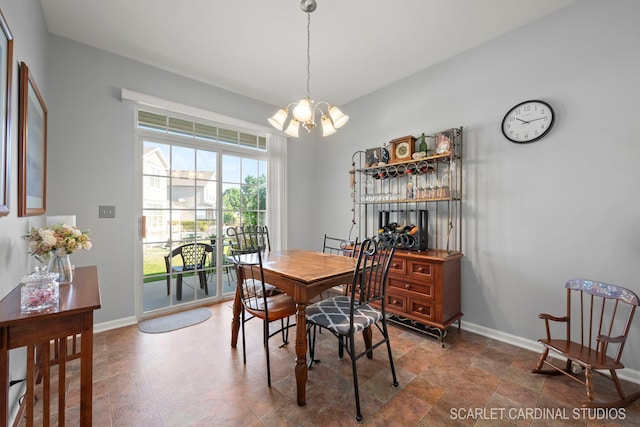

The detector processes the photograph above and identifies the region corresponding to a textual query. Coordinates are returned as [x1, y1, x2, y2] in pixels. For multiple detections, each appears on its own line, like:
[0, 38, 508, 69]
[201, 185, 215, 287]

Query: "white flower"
[40, 229, 57, 247]
[23, 224, 92, 262]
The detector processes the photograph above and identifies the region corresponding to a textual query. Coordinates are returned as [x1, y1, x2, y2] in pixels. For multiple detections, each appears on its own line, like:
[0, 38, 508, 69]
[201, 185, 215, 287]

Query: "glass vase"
[48, 254, 73, 284]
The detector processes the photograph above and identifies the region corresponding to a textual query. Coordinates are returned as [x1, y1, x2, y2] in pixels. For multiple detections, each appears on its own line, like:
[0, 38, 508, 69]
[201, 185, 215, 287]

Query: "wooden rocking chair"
[532, 278, 640, 408]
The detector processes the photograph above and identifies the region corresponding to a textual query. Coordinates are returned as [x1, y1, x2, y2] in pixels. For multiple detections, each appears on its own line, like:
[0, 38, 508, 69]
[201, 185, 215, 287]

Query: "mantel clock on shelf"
[389, 135, 416, 163]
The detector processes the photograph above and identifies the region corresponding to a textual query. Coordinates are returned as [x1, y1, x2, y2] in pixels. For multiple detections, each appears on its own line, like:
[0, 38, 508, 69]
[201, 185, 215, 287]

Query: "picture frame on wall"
[0, 10, 13, 216]
[18, 62, 47, 217]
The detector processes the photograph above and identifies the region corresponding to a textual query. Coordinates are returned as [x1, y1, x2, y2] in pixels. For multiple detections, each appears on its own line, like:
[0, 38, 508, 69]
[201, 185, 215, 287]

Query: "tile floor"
[19, 302, 640, 426]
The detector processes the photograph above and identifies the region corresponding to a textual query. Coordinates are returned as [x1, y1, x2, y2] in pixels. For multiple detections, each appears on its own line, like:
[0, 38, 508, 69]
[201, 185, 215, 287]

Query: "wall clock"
[389, 135, 416, 163]
[501, 100, 555, 143]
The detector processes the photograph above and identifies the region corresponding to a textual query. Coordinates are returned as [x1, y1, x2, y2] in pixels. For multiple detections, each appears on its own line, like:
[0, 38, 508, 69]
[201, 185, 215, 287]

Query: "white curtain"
[266, 134, 288, 250]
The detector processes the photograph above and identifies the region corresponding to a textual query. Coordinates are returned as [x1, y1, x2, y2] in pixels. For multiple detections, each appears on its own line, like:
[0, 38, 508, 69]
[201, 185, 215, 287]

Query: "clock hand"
[527, 117, 547, 122]
[516, 118, 531, 124]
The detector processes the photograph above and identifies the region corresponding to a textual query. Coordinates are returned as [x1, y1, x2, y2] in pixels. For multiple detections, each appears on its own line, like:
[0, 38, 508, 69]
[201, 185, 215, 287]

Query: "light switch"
[99, 205, 116, 218]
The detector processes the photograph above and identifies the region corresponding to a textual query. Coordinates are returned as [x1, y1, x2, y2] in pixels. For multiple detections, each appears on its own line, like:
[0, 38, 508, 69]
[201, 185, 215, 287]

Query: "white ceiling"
[39, 0, 577, 107]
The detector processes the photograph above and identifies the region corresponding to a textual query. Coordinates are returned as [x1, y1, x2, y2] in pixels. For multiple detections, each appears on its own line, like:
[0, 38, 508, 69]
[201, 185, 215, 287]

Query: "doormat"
[138, 308, 212, 334]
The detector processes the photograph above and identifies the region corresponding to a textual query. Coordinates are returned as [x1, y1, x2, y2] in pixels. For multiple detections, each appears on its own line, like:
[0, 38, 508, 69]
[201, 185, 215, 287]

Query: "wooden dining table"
[230, 249, 358, 406]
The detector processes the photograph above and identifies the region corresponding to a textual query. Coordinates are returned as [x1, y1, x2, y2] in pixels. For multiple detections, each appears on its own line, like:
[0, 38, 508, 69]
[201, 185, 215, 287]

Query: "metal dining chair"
[319, 234, 359, 299]
[227, 225, 280, 295]
[306, 237, 398, 421]
[228, 224, 271, 253]
[322, 234, 358, 257]
[227, 225, 295, 387]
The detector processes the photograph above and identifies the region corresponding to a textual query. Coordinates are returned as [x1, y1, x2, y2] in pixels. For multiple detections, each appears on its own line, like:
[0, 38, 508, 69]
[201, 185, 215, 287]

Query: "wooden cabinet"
[352, 128, 463, 345]
[384, 250, 462, 343]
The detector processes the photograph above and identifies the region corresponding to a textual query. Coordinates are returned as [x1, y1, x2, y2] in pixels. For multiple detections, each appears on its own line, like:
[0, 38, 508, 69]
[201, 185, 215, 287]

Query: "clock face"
[395, 142, 410, 159]
[502, 100, 555, 143]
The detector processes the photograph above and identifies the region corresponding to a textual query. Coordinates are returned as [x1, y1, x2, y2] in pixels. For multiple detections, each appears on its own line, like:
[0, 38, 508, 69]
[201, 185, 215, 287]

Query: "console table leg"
[26, 345, 35, 426]
[0, 331, 6, 426]
[80, 313, 93, 426]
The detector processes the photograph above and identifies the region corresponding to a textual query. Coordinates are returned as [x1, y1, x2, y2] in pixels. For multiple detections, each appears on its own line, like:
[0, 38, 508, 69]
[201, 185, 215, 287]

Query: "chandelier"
[268, 0, 349, 137]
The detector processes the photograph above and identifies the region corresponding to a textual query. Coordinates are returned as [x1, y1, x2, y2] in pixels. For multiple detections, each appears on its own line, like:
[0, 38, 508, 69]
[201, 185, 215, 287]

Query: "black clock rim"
[501, 99, 555, 144]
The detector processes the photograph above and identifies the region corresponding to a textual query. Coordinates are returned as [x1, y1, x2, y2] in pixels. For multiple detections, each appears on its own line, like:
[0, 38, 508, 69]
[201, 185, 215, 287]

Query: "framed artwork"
[18, 62, 47, 217]
[365, 147, 381, 167]
[435, 129, 453, 155]
[0, 10, 13, 216]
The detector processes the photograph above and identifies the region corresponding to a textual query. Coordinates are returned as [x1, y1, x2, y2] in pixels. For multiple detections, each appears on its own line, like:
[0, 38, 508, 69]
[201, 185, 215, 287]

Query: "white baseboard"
[94, 316, 137, 333]
[461, 321, 640, 385]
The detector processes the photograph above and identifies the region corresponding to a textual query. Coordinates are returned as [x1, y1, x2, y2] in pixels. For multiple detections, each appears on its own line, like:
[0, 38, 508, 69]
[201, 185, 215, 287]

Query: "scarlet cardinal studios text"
[449, 407, 625, 421]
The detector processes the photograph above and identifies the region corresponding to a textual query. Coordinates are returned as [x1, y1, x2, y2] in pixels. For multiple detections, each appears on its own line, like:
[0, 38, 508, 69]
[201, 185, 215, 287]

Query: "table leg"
[1, 329, 8, 426]
[80, 313, 93, 426]
[363, 327, 373, 359]
[231, 285, 241, 348]
[295, 303, 308, 406]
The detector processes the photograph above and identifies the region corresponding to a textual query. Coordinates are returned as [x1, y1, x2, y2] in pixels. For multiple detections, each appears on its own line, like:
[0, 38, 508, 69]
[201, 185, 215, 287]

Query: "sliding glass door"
[137, 110, 268, 315]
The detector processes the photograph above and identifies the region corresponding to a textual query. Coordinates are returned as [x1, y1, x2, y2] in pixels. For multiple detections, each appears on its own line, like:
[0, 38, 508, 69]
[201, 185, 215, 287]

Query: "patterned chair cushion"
[306, 295, 383, 335]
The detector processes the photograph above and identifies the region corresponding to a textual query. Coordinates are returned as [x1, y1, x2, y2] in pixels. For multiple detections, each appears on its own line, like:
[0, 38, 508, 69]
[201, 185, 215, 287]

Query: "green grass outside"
[143, 247, 169, 283]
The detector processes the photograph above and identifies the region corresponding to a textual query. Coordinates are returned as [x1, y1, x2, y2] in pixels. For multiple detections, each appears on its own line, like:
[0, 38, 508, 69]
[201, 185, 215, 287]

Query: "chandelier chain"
[306, 12, 311, 99]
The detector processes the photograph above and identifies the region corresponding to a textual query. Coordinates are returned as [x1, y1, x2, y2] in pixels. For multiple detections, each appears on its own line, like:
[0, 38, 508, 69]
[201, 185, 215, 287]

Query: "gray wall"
[1, 0, 639, 398]
[302, 0, 640, 376]
[0, 0, 48, 295]
[44, 34, 276, 323]
[0, 0, 49, 416]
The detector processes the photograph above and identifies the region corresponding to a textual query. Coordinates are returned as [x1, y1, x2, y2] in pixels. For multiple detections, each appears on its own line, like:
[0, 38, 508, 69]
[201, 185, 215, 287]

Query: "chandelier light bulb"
[292, 98, 313, 122]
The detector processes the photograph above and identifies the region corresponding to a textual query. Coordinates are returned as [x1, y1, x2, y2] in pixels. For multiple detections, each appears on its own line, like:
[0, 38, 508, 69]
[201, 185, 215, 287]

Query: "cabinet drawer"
[388, 278, 434, 300]
[407, 260, 435, 282]
[409, 299, 434, 322]
[388, 258, 406, 275]
[385, 293, 407, 312]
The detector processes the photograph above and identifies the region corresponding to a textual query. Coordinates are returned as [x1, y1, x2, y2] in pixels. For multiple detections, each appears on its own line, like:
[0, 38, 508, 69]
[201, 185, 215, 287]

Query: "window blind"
[138, 110, 266, 151]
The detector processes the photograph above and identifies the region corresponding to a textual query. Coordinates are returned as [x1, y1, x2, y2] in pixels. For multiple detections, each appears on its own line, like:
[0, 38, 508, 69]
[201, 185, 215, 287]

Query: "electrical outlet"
[99, 205, 116, 218]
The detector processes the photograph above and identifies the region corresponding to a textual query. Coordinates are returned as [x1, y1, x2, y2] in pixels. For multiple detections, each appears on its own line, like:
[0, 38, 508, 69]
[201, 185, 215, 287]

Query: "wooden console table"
[0, 265, 101, 426]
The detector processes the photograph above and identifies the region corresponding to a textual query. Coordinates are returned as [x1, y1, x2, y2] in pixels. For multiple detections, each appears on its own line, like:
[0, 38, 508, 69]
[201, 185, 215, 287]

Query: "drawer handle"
[417, 267, 424, 273]
[404, 283, 411, 290]
[417, 306, 424, 313]
[392, 263, 400, 268]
